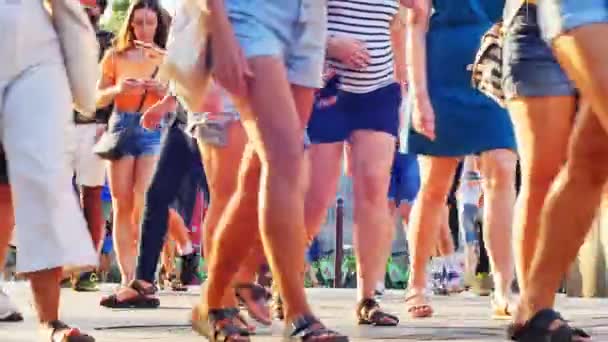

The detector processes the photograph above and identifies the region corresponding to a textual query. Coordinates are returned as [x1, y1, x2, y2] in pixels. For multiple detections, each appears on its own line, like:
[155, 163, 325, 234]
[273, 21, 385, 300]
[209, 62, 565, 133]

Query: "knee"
[353, 163, 390, 207]
[113, 194, 134, 216]
[483, 151, 517, 191]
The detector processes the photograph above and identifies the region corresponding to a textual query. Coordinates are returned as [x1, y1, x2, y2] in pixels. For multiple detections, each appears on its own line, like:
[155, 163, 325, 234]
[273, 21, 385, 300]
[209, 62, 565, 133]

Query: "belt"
[73, 112, 96, 125]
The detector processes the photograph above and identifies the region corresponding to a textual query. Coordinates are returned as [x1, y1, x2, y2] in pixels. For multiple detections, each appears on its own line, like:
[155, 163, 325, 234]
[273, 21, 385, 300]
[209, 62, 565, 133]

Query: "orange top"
[100, 49, 164, 113]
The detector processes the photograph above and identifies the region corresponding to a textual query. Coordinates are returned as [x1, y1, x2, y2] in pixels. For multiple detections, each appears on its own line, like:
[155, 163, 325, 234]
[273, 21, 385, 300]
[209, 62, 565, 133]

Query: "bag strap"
[135, 66, 160, 113]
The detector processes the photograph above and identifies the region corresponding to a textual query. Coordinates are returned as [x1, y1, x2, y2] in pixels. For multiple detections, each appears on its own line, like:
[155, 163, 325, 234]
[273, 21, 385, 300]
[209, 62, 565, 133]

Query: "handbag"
[93, 67, 159, 160]
[158, 0, 212, 113]
[47, 0, 100, 117]
[470, 22, 506, 107]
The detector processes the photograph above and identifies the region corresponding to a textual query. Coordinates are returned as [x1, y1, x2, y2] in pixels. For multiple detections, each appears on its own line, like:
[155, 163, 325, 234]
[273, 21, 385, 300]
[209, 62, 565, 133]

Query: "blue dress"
[402, 0, 516, 157]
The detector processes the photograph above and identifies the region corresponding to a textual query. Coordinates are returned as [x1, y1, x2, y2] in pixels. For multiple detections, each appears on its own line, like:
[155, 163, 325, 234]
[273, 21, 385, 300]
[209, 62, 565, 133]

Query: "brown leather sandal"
[99, 280, 159, 309]
[356, 298, 399, 326]
[47, 320, 95, 342]
[286, 314, 349, 341]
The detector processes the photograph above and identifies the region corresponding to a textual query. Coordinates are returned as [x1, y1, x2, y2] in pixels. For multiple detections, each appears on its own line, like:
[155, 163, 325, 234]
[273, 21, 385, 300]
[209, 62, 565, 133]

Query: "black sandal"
[47, 320, 95, 342]
[356, 298, 399, 326]
[99, 280, 159, 309]
[286, 314, 349, 341]
[234, 283, 271, 325]
[508, 309, 591, 341]
[202, 308, 251, 342]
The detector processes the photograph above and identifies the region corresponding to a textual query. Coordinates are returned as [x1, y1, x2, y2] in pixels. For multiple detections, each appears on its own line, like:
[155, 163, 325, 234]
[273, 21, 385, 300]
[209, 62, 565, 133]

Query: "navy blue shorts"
[388, 152, 420, 205]
[0, 146, 7, 185]
[307, 82, 402, 144]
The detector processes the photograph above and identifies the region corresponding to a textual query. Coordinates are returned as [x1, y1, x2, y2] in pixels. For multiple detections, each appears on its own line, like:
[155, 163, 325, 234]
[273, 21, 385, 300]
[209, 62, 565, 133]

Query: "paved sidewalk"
[2, 283, 607, 341]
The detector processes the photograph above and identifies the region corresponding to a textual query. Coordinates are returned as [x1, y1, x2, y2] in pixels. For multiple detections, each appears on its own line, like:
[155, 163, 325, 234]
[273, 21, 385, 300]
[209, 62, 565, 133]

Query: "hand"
[142, 79, 168, 98]
[116, 78, 145, 96]
[141, 97, 172, 130]
[210, 21, 253, 99]
[412, 96, 436, 140]
[328, 36, 370, 69]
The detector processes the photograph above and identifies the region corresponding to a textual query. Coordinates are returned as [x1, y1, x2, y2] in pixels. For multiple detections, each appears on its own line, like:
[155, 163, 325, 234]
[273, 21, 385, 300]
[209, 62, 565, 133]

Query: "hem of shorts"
[407, 143, 517, 157]
[503, 80, 576, 100]
[546, 12, 608, 41]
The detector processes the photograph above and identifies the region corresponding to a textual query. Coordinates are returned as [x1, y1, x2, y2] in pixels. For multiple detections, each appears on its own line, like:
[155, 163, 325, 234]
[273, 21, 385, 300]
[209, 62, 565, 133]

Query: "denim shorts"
[539, 0, 608, 41]
[503, 3, 575, 99]
[307, 82, 402, 144]
[388, 152, 420, 205]
[106, 112, 162, 157]
[225, 0, 327, 88]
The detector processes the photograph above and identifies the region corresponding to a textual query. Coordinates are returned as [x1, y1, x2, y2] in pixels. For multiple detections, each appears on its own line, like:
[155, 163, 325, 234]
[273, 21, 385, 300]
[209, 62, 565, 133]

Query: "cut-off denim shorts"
[539, 0, 608, 42]
[106, 112, 163, 157]
[224, 0, 327, 89]
[502, 3, 575, 99]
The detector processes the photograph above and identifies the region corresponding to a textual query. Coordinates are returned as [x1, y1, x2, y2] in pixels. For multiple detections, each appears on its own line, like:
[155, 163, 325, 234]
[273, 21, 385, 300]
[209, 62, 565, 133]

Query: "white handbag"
[159, 0, 212, 113]
[48, 0, 99, 118]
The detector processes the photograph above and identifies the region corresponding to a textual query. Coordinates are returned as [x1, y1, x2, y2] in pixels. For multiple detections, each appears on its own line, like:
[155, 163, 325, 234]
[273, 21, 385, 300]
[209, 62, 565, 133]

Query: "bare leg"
[0, 184, 14, 270]
[479, 149, 517, 303]
[506, 96, 575, 292]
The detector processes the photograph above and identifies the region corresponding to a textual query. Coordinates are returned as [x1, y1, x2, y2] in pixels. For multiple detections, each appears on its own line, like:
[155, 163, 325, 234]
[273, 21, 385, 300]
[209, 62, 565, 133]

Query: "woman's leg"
[108, 158, 136, 285]
[506, 96, 575, 292]
[0, 184, 13, 273]
[479, 149, 517, 303]
[350, 131, 396, 302]
[514, 104, 608, 332]
[407, 156, 459, 312]
[304, 143, 345, 239]
[552, 25, 608, 132]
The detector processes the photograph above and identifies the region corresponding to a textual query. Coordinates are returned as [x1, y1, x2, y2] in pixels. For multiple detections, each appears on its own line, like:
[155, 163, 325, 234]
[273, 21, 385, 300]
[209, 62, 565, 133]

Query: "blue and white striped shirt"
[328, 0, 400, 94]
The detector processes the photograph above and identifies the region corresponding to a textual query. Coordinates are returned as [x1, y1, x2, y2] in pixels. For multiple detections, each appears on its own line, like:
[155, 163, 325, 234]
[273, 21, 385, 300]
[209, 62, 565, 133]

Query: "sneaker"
[0, 288, 23, 322]
[179, 252, 200, 286]
[73, 272, 99, 292]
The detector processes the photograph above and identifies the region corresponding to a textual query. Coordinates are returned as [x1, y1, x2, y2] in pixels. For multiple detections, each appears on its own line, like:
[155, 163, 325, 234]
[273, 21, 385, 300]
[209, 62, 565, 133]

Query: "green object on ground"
[73, 272, 100, 292]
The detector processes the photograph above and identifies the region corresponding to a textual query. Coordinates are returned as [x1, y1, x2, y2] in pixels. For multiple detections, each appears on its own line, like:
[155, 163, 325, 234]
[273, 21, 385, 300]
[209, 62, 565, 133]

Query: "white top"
[327, 0, 399, 94]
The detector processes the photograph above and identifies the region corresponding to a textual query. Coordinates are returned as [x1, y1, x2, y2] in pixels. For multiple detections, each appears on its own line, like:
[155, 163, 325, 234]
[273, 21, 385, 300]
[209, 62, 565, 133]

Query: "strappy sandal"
[169, 275, 188, 292]
[227, 308, 256, 335]
[286, 314, 349, 341]
[47, 320, 95, 342]
[192, 307, 251, 342]
[404, 290, 433, 318]
[234, 283, 272, 326]
[99, 280, 159, 309]
[356, 298, 399, 326]
[491, 294, 514, 320]
[508, 309, 591, 341]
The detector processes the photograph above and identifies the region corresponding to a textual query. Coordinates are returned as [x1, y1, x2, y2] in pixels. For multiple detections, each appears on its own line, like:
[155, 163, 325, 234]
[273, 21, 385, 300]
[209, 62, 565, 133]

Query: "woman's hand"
[210, 18, 253, 99]
[328, 36, 370, 69]
[141, 95, 174, 130]
[142, 79, 168, 98]
[411, 95, 436, 140]
[116, 78, 145, 96]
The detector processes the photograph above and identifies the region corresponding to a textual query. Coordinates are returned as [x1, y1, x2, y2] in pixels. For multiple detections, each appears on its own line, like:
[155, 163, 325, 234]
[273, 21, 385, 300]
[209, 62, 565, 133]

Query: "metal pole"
[334, 197, 344, 288]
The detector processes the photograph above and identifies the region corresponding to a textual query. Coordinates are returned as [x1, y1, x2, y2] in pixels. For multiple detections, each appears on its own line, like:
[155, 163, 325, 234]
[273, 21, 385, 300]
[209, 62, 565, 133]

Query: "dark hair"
[114, 0, 170, 52]
[97, 0, 108, 11]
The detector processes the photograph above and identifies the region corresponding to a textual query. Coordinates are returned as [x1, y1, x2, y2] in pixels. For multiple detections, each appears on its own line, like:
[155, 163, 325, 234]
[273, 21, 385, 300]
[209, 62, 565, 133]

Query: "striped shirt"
[328, 0, 400, 94]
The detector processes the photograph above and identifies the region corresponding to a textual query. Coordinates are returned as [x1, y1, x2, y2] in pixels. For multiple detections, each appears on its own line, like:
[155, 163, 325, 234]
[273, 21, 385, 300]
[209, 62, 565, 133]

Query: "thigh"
[418, 156, 460, 199]
[350, 130, 396, 196]
[507, 96, 575, 179]
[108, 157, 135, 202]
[198, 120, 248, 197]
[567, 103, 608, 178]
[133, 155, 159, 197]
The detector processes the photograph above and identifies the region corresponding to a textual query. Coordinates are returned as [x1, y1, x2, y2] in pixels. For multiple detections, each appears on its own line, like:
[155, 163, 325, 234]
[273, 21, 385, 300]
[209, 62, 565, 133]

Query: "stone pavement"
[2, 283, 608, 341]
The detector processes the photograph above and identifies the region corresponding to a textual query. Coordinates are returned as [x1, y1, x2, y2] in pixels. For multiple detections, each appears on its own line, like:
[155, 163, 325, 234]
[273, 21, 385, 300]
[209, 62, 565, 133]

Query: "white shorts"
[67, 124, 106, 187]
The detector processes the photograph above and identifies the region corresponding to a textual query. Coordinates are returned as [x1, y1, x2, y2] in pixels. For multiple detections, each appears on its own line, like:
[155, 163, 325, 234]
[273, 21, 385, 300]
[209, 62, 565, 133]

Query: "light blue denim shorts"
[107, 112, 163, 157]
[539, 0, 608, 41]
[224, 0, 327, 89]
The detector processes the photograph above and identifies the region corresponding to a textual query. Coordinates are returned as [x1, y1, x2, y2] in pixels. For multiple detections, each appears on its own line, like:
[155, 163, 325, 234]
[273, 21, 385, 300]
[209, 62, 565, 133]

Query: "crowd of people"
[0, 0, 607, 341]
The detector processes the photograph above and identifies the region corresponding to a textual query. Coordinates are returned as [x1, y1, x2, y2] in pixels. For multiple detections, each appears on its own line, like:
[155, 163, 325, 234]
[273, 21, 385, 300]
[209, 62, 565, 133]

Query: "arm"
[406, 0, 431, 103]
[391, 6, 408, 86]
[96, 50, 120, 109]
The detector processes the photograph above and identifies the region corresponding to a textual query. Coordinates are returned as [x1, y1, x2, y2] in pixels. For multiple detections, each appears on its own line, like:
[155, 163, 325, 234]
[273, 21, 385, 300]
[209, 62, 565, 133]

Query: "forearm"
[406, 4, 430, 101]
[391, 8, 407, 83]
[96, 86, 119, 109]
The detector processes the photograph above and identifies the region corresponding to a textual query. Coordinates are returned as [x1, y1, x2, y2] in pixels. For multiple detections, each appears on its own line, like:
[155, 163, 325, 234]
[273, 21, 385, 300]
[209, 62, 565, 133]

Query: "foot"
[288, 314, 349, 341]
[509, 308, 591, 341]
[491, 293, 516, 320]
[99, 280, 159, 309]
[44, 320, 95, 342]
[234, 283, 271, 326]
[404, 288, 433, 318]
[357, 298, 399, 326]
[0, 288, 23, 322]
[73, 272, 99, 292]
[180, 252, 200, 286]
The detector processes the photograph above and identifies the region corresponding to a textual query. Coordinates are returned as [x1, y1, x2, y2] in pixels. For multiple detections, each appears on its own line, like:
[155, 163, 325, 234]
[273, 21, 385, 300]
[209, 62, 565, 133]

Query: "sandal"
[234, 283, 272, 326]
[228, 308, 257, 335]
[508, 309, 591, 341]
[99, 280, 159, 309]
[169, 275, 188, 292]
[404, 290, 433, 318]
[192, 307, 251, 342]
[491, 294, 514, 320]
[286, 314, 349, 341]
[47, 320, 95, 342]
[356, 298, 399, 326]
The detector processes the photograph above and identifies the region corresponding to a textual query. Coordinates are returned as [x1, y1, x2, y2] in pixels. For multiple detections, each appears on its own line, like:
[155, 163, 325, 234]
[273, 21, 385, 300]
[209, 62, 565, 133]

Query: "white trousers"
[0, 1, 97, 273]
